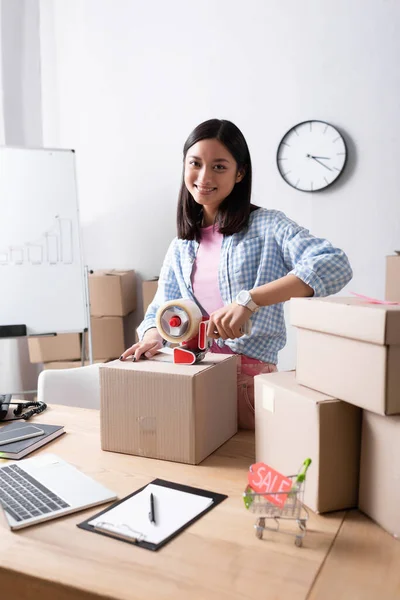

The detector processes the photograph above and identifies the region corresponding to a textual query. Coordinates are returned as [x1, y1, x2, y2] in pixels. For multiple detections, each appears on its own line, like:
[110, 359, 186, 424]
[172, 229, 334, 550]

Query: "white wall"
[1, 0, 42, 145]
[6, 0, 400, 377]
[0, 0, 42, 392]
[0, 4, 4, 144]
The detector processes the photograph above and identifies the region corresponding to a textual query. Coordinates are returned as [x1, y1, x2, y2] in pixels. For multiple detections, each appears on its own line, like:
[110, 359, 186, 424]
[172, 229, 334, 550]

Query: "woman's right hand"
[119, 328, 164, 362]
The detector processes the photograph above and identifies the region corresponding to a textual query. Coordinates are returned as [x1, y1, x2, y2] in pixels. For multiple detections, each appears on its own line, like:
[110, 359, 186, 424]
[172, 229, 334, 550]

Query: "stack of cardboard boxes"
[255, 253, 400, 539]
[28, 270, 136, 369]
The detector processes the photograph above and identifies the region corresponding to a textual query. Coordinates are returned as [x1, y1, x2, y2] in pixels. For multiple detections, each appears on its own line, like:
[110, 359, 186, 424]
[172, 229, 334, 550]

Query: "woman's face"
[184, 138, 243, 221]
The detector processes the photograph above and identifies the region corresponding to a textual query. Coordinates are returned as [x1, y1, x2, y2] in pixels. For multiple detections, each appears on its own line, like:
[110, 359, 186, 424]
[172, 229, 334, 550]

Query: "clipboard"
[77, 478, 227, 551]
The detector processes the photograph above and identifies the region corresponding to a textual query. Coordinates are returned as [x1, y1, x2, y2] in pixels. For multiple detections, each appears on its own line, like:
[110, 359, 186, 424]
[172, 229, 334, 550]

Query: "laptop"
[0, 453, 117, 530]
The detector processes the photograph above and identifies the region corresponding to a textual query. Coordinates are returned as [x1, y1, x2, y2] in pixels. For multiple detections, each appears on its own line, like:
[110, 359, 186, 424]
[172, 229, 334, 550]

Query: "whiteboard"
[0, 147, 88, 335]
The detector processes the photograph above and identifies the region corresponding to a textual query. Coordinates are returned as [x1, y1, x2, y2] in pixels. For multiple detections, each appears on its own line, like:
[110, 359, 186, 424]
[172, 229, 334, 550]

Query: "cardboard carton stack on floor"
[279, 257, 400, 537]
[28, 270, 136, 369]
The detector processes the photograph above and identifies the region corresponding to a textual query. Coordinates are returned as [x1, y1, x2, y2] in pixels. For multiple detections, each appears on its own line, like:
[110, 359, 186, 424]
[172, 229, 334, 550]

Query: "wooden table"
[0, 405, 399, 600]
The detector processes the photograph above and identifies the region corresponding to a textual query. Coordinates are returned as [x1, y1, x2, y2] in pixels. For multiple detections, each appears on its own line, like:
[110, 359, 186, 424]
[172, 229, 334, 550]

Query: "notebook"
[78, 478, 227, 551]
[0, 422, 65, 459]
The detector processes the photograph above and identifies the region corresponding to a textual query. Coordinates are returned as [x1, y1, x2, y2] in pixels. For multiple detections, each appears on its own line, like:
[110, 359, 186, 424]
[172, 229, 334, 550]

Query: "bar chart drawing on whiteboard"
[0, 216, 73, 267]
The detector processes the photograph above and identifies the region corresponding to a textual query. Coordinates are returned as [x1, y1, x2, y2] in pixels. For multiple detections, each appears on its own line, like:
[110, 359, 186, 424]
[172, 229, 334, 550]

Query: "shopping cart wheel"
[255, 517, 265, 539]
[295, 536, 303, 547]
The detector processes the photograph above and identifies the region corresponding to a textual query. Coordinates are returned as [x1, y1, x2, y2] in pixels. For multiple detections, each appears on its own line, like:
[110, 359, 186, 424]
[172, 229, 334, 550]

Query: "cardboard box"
[29, 317, 126, 364]
[142, 278, 158, 315]
[100, 353, 238, 464]
[291, 297, 400, 415]
[43, 359, 107, 370]
[385, 254, 400, 302]
[359, 410, 400, 539]
[86, 316, 125, 360]
[255, 371, 361, 513]
[89, 270, 136, 317]
[28, 333, 81, 363]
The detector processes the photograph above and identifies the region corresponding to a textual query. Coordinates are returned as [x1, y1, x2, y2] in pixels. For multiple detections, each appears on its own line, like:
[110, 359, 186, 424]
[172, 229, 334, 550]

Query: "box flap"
[101, 353, 237, 378]
[290, 297, 400, 345]
[90, 270, 130, 277]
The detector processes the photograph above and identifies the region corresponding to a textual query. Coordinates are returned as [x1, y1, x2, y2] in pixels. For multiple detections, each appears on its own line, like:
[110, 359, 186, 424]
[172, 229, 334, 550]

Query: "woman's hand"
[207, 303, 251, 340]
[119, 328, 164, 361]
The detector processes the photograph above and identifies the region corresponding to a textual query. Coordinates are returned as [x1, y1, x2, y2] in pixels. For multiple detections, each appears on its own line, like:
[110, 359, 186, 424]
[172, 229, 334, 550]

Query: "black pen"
[148, 492, 156, 524]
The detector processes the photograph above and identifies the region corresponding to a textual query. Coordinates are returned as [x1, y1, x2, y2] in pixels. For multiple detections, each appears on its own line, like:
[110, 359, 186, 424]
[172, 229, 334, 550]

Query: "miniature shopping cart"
[243, 459, 312, 547]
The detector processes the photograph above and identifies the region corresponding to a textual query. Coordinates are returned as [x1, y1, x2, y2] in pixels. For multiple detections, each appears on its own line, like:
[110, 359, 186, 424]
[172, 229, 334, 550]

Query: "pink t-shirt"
[191, 224, 268, 365]
[191, 225, 234, 355]
[191, 225, 224, 316]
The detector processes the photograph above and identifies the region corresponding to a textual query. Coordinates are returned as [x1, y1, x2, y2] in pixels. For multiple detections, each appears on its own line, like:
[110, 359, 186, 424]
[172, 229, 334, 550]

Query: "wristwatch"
[235, 290, 260, 313]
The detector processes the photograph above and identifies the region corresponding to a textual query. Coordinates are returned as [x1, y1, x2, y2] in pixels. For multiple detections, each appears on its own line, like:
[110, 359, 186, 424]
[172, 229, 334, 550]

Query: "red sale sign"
[248, 462, 293, 508]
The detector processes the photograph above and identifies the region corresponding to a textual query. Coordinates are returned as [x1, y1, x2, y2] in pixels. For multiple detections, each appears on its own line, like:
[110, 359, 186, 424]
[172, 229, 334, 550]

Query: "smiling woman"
[183, 139, 245, 226]
[121, 118, 353, 429]
[177, 119, 252, 238]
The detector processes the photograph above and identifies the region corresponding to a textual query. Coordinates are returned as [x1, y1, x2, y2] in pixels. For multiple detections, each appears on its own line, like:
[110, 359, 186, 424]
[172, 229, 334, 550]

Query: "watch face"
[237, 290, 249, 305]
[277, 120, 347, 192]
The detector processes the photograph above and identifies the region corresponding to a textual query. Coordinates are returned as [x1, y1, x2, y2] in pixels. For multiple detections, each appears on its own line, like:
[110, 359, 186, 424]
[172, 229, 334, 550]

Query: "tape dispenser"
[155, 299, 251, 365]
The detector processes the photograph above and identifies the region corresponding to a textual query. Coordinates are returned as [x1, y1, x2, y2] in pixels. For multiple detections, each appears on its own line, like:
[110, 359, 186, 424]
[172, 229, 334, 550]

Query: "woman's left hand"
[207, 303, 252, 340]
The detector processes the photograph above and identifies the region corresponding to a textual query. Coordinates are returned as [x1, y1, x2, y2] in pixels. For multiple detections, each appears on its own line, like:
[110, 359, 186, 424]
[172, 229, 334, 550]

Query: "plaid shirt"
[138, 208, 352, 364]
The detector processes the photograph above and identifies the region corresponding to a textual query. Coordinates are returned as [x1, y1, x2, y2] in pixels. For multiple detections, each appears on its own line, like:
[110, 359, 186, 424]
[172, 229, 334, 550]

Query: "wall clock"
[277, 120, 347, 192]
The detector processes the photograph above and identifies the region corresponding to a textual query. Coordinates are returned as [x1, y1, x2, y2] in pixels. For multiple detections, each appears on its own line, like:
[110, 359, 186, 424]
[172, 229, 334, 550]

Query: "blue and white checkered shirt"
[137, 208, 352, 364]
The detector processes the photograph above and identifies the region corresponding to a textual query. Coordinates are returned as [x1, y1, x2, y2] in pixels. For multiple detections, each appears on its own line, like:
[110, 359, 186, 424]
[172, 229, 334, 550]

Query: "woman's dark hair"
[177, 119, 254, 240]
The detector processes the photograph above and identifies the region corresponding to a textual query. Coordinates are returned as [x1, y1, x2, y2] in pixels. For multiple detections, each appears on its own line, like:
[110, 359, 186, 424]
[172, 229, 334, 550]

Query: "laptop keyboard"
[0, 464, 70, 522]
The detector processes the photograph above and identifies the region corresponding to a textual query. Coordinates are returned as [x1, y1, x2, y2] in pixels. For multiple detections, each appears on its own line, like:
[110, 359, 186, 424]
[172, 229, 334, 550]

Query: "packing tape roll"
[155, 299, 203, 344]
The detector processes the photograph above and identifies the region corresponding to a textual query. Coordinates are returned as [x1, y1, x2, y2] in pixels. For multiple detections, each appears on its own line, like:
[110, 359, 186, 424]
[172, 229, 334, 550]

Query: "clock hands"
[306, 154, 332, 171]
[312, 157, 332, 171]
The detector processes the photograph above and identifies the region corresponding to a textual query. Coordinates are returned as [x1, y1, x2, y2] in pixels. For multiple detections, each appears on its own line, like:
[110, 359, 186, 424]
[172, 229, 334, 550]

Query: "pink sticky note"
[350, 292, 400, 306]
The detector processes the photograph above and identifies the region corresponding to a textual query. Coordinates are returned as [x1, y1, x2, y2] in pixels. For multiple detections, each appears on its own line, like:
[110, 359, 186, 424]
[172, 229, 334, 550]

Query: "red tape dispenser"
[155, 299, 251, 365]
[155, 299, 211, 365]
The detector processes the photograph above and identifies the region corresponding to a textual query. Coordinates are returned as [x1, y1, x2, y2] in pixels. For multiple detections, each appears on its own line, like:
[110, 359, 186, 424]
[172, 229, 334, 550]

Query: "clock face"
[277, 120, 347, 192]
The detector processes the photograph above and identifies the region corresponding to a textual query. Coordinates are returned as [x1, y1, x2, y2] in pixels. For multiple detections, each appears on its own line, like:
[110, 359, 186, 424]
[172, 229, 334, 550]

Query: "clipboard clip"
[94, 520, 146, 543]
